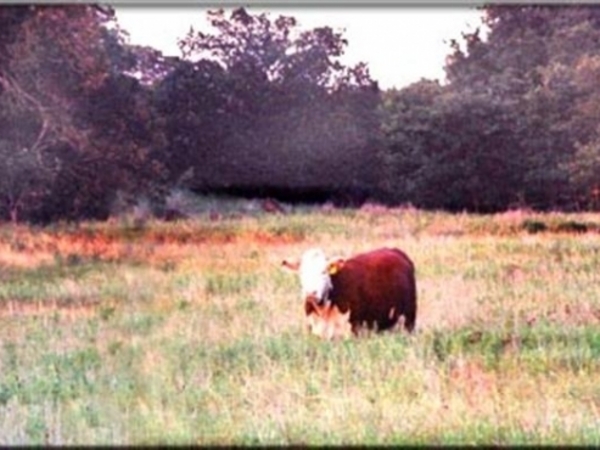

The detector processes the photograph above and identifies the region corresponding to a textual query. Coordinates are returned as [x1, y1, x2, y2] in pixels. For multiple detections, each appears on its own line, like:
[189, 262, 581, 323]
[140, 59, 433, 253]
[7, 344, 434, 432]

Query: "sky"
[114, 6, 486, 90]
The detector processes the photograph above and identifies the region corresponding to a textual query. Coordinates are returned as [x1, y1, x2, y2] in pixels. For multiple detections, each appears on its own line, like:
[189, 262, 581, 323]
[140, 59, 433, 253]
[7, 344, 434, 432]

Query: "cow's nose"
[306, 291, 322, 304]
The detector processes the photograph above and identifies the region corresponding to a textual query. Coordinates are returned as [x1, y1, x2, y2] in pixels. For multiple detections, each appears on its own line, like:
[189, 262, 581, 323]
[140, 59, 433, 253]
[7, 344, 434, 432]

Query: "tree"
[380, 78, 531, 211]
[441, 5, 600, 210]
[166, 7, 381, 203]
[179, 8, 372, 92]
[153, 58, 232, 184]
[379, 80, 444, 205]
[0, 136, 56, 223]
[0, 5, 168, 222]
[0, 6, 113, 221]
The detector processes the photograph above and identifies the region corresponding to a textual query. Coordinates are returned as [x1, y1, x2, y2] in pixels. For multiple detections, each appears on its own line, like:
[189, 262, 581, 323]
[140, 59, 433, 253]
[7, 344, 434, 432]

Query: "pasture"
[1, 201, 600, 444]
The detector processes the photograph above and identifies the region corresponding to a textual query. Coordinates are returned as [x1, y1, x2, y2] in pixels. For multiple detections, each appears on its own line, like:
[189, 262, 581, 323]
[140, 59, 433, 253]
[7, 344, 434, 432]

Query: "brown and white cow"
[282, 247, 417, 339]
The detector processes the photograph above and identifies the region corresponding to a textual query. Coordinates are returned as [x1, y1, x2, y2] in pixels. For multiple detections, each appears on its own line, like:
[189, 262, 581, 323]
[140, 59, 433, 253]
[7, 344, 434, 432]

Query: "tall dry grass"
[0, 206, 599, 444]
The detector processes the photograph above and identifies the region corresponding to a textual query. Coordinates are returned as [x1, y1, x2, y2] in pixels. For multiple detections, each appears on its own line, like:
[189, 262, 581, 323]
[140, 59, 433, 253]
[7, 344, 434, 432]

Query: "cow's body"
[327, 248, 416, 334]
[283, 247, 417, 339]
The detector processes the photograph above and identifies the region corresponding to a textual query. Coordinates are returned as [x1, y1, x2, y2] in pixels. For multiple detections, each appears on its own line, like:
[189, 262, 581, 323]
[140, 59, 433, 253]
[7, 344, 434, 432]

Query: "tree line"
[1, 5, 600, 223]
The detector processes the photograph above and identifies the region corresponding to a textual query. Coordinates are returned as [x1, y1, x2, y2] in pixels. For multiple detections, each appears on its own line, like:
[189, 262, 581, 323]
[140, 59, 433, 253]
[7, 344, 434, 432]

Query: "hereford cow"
[282, 247, 417, 339]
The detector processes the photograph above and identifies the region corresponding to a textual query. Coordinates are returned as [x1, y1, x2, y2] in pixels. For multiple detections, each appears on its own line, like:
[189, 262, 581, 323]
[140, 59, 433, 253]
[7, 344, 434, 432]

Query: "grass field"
[1, 201, 600, 444]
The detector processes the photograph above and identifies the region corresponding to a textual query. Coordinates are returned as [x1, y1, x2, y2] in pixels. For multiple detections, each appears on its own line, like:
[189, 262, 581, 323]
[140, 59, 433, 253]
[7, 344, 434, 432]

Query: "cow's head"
[282, 248, 345, 306]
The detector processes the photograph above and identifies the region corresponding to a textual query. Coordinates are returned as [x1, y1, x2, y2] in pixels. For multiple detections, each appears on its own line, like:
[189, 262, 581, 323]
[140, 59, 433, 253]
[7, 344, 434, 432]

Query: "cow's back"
[330, 247, 416, 332]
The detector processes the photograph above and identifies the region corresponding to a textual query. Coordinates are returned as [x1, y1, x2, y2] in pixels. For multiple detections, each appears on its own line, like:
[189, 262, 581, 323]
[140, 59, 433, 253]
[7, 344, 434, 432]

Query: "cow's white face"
[282, 248, 345, 305]
[298, 248, 333, 305]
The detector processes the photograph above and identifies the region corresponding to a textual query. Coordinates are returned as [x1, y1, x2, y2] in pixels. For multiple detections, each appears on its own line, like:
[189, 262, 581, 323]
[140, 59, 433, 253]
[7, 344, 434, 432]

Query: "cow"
[282, 247, 417, 339]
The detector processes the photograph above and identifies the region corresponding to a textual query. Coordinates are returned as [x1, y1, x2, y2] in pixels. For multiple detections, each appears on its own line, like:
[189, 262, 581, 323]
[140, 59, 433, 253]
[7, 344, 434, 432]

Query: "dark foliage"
[3, 5, 600, 222]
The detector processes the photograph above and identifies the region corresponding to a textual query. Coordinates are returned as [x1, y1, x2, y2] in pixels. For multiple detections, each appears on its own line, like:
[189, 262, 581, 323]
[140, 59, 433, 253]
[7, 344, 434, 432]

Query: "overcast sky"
[114, 7, 486, 90]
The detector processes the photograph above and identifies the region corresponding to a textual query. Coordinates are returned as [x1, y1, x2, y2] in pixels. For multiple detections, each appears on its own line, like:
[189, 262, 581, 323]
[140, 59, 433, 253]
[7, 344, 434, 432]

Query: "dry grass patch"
[0, 299, 98, 320]
[417, 276, 485, 331]
[1, 208, 600, 444]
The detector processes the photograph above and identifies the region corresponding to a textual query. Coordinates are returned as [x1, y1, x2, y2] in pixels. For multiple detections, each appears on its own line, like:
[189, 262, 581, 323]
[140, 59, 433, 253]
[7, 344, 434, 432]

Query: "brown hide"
[326, 247, 417, 334]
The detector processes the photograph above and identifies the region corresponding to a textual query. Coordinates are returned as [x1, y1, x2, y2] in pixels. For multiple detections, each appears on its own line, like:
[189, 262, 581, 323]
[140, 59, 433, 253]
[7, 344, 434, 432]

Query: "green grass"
[1, 206, 600, 444]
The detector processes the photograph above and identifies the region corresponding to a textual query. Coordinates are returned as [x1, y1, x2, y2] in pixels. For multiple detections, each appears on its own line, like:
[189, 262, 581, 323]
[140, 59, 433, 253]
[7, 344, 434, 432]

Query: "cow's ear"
[281, 259, 300, 272]
[327, 258, 345, 275]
